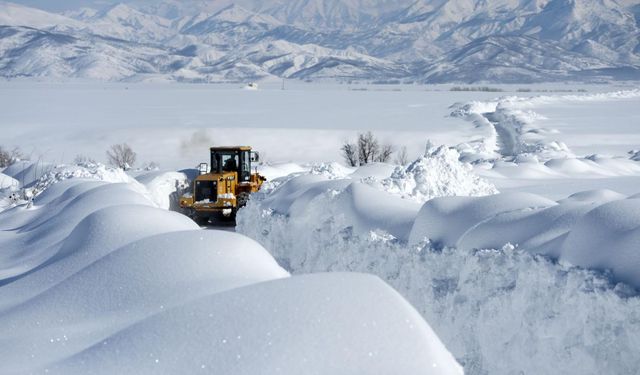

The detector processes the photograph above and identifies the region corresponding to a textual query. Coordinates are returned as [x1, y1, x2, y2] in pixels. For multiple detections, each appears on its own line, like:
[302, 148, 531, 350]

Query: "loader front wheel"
[237, 192, 250, 208]
[193, 216, 209, 226]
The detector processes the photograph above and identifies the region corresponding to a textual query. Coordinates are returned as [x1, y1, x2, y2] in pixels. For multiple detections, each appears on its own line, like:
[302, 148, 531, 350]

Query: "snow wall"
[237, 153, 640, 375]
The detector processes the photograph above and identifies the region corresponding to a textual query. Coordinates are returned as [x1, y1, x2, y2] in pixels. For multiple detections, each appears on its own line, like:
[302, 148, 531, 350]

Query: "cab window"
[222, 154, 238, 172]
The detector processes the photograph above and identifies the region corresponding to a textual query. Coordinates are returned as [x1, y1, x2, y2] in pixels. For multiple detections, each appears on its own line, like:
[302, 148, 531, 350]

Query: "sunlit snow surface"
[237, 166, 640, 375]
[1, 81, 638, 169]
[2, 82, 640, 374]
[0, 164, 462, 375]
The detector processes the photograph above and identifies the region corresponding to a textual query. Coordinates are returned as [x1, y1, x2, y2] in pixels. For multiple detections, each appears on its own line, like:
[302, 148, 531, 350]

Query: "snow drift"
[0, 163, 462, 374]
[237, 158, 640, 374]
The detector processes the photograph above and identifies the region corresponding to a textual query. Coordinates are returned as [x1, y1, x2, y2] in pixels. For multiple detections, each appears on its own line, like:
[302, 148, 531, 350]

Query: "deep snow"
[2, 83, 640, 374]
[237, 162, 640, 374]
[0, 162, 462, 374]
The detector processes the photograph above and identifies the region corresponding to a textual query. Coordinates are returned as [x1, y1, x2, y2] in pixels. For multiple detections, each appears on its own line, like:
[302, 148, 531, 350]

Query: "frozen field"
[1, 81, 640, 374]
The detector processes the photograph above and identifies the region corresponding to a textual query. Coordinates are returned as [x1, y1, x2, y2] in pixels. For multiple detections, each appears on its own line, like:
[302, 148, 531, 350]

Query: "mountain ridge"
[0, 0, 639, 83]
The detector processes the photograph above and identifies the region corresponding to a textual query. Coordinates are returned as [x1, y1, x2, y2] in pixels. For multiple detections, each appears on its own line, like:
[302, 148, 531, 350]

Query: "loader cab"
[210, 146, 255, 182]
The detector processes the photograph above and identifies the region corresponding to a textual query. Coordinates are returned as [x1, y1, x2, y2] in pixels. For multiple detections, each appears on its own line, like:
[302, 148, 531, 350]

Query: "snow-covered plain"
[1, 81, 638, 168]
[2, 82, 640, 374]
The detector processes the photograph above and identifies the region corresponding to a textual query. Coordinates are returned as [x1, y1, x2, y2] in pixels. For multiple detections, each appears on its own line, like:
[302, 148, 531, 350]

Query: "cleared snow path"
[451, 89, 640, 162]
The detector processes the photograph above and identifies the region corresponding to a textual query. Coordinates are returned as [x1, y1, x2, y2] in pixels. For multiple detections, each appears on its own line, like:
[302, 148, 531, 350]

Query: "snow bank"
[0, 173, 18, 189]
[309, 161, 354, 179]
[257, 163, 307, 181]
[409, 189, 640, 288]
[135, 170, 190, 210]
[254, 152, 497, 241]
[0, 162, 462, 374]
[0, 173, 20, 212]
[561, 199, 640, 288]
[49, 273, 462, 375]
[31, 162, 137, 195]
[408, 192, 556, 247]
[479, 154, 640, 181]
[238, 162, 640, 374]
[372, 146, 498, 202]
[2, 160, 54, 187]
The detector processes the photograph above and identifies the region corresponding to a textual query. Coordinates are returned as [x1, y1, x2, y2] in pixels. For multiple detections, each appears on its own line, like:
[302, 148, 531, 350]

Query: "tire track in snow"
[450, 89, 640, 162]
[484, 111, 518, 157]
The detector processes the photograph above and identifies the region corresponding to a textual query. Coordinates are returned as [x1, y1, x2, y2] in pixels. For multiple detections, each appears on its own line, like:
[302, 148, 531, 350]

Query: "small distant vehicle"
[179, 146, 266, 224]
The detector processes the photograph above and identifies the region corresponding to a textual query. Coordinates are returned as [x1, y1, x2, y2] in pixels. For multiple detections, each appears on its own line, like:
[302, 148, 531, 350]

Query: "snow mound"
[375, 146, 498, 202]
[257, 163, 307, 181]
[0, 173, 18, 189]
[135, 170, 190, 210]
[0, 173, 20, 212]
[407, 189, 640, 289]
[482, 155, 640, 180]
[0, 161, 461, 374]
[0, 180, 157, 282]
[349, 162, 397, 180]
[408, 192, 556, 247]
[309, 162, 354, 179]
[561, 189, 627, 203]
[2, 160, 54, 187]
[561, 199, 640, 288]
[49, 273, 463, 375]
[238, 182, 640, 374]
[31, 162, 137, 197]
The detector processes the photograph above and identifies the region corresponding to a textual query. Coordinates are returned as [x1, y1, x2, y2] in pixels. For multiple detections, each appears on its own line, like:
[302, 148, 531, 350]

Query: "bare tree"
[358, 131, 379, 164]
[341, 132, 397, 166]
[0, 146, 22, 168]
[376, 144, 394, 163]
[395, 146, 409, 165]
[341, 142, 359, 167]
[106, 143, 136, 170]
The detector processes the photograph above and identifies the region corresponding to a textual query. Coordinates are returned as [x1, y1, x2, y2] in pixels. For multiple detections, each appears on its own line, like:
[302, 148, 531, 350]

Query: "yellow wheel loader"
[179, 146, 266, 224]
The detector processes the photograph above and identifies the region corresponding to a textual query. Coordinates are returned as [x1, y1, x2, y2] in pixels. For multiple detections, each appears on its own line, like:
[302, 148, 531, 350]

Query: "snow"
[2, 79, 640, 374]
[452, 89, 640, 162]
[238, 175, 640, 374]
[372, 145, 498, 202]
[561, 198, 640, 287]
[49, 273, 462, 375]
[0, 1, 83, 29]
[408, 192, 557, 248]
[135, 170, 190, 210]
[0, 172, 18, 189]
[0, 162, 462, 374]
[2, 160, 55, 188]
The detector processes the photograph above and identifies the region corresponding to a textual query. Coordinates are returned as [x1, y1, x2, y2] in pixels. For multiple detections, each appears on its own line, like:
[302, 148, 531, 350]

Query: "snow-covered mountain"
[1, 0, 639, 82]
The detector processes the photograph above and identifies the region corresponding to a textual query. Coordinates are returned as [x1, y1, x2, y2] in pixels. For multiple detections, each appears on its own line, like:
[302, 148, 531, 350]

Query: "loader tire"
[237, 192, 250, 208]
[193, 216, 209, 226]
